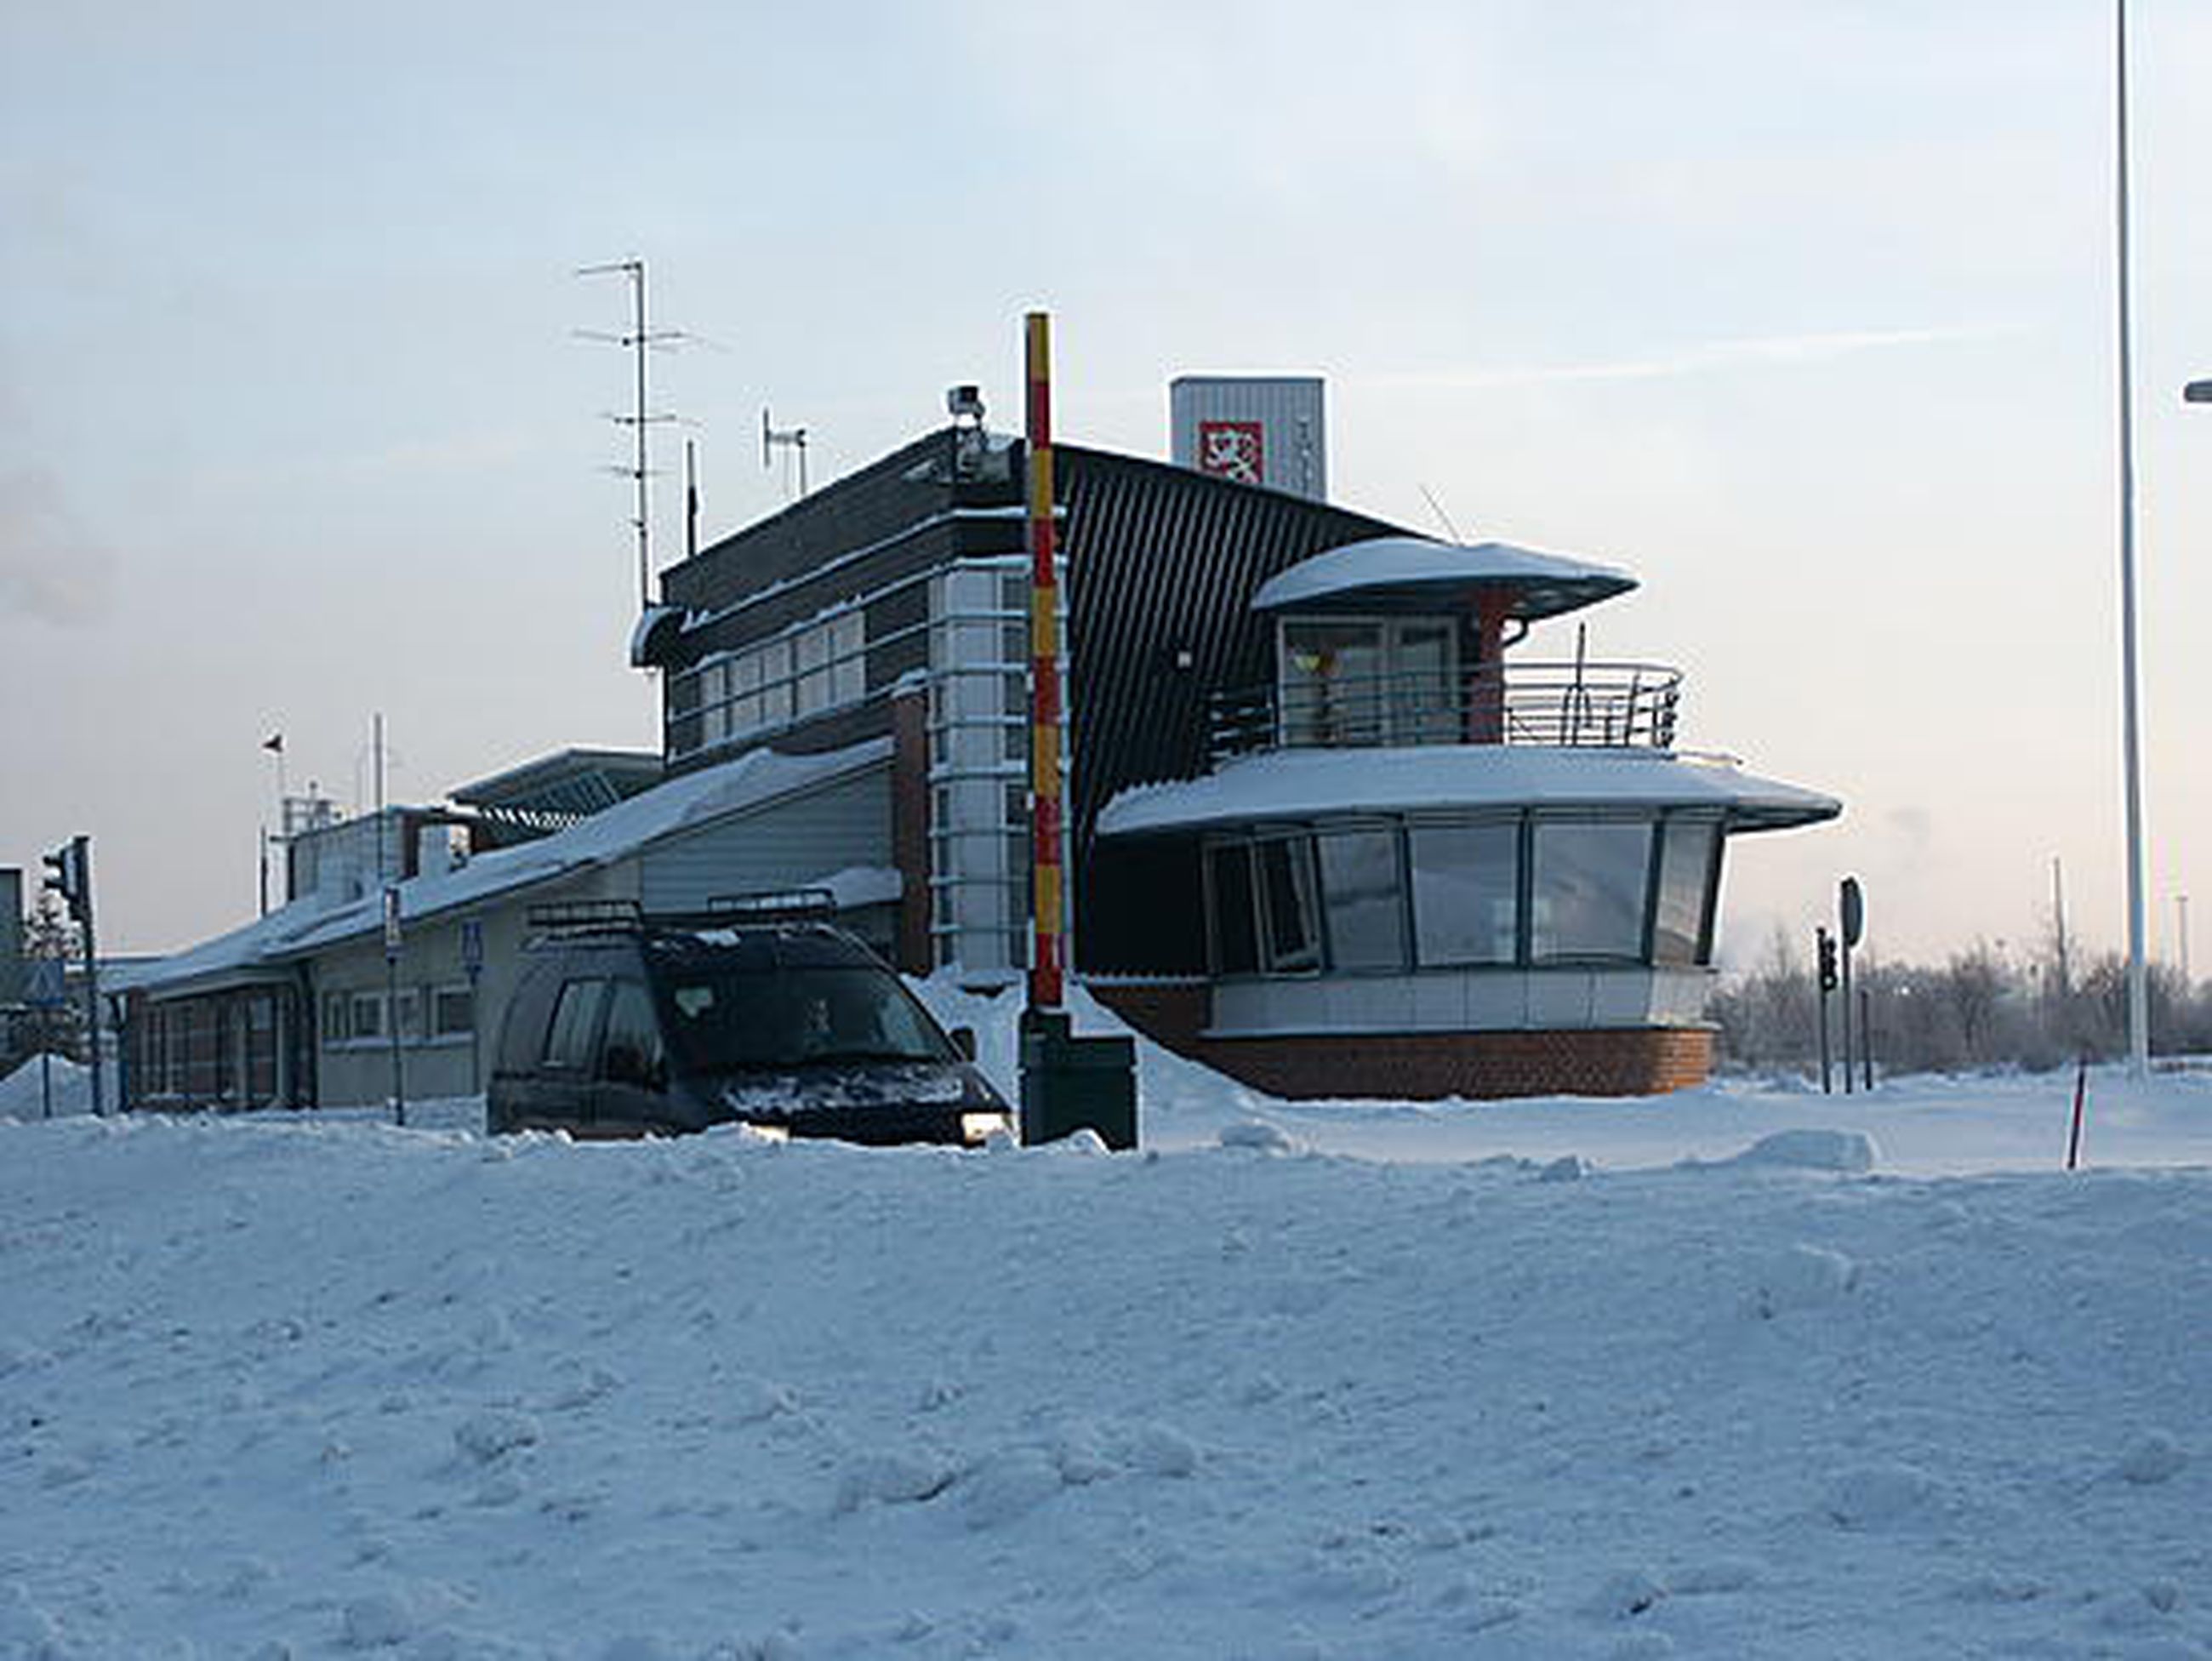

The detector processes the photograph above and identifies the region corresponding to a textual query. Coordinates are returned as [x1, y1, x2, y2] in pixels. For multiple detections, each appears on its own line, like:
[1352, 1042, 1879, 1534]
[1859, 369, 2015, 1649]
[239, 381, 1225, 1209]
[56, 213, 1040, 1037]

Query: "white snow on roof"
[123, 739, 893, 995]
[1097, 745, 1840, 838]
[1251, 535, 1636, 617]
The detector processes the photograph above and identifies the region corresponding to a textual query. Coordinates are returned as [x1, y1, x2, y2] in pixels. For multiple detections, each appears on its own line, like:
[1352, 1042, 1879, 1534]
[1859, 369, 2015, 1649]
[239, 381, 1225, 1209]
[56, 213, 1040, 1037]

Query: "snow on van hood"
[719, 1063, 972, 1114]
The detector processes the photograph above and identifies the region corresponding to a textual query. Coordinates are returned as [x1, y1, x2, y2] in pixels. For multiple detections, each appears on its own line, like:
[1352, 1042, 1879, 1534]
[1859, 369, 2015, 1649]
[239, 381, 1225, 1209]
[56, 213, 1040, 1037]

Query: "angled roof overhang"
[1252, 535, 1637, 620]
[1097, 746, 1840, 838]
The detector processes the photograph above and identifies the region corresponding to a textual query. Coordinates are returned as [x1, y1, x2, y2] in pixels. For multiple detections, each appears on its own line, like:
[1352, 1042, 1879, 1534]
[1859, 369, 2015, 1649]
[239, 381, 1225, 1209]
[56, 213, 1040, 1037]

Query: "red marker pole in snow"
[1024, 311, 1064, 1016]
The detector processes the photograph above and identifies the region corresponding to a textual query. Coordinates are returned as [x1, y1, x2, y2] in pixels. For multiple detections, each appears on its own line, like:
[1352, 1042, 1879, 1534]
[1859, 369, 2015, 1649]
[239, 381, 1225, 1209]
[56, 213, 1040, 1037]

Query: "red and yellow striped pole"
[1024, 311, 1064, 1013]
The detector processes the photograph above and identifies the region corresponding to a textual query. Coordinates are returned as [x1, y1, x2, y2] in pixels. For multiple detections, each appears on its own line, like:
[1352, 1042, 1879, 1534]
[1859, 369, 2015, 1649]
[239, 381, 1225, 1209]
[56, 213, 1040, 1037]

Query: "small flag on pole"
[262, 733, 284, 754]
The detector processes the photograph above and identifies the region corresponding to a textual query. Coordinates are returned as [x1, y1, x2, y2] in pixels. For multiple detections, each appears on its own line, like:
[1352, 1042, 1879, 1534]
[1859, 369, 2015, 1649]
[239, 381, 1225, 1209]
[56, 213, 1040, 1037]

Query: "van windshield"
[659, 965, 955, 1073]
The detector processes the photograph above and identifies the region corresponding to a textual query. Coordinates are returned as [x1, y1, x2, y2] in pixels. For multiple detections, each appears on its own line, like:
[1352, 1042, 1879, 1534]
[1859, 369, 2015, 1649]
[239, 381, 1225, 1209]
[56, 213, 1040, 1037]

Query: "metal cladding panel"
[656, 427, 1023, 779]
[662, 431, 965, 618]
[1170, 377, 1327, 501]
[637, 767, 892, 915]
[1057, 444, 1409, 973]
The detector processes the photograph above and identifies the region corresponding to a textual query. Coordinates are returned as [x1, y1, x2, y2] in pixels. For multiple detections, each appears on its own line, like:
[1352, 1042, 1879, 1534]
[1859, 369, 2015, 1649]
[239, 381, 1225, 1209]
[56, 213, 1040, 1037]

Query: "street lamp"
[2112, 0, 2150, 1078]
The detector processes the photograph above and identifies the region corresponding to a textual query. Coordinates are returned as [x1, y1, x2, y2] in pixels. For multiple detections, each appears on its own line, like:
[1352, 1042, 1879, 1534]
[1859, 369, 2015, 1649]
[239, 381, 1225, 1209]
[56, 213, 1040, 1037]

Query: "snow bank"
[0, 1053, 94, 1119]
[3, 1085, 2209, 1657]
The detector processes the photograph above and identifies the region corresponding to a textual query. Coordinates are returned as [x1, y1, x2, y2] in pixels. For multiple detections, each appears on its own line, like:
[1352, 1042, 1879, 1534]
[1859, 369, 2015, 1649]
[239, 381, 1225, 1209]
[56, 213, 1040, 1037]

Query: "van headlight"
[961, 1111, 1016, 1146]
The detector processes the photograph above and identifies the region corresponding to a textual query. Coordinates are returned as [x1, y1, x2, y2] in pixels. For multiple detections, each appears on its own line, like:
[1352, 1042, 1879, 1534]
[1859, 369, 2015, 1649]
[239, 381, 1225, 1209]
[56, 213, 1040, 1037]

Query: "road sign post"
[384, 887, 406, 1127]
[42, 836, 101, 1116]
[1838, 877, 1866, 1096]
[460, 917, 485, 1099]
[1815, 925, 1838, 1093]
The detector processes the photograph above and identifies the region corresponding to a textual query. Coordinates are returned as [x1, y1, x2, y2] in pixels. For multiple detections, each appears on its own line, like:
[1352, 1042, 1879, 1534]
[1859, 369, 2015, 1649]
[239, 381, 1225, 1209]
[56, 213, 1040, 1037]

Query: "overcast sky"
[3, 1, 2209, 974]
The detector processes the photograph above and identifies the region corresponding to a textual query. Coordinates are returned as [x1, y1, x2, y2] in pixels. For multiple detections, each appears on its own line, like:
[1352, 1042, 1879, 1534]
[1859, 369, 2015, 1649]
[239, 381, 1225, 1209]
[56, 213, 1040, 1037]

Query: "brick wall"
[1086, 981, 1713, 1101]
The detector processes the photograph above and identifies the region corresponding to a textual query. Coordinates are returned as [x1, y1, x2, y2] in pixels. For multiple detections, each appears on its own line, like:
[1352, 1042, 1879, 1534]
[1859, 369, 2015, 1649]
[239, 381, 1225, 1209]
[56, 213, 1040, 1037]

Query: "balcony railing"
[1208, 660, 1683, 764]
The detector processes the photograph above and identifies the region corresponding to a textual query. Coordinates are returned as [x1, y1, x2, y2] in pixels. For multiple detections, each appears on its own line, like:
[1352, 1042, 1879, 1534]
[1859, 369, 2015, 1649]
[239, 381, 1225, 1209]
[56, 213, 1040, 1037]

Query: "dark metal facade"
[1056, 446, 1406, 972]
[655, 432, 1028, 767]
[650, 426, 1417, 976]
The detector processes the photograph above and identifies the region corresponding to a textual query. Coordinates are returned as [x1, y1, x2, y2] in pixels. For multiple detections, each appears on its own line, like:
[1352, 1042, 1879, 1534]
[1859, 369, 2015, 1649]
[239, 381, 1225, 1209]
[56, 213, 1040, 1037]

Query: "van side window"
[598, 980, 665, 1090]
[543, 979, 607, 1070]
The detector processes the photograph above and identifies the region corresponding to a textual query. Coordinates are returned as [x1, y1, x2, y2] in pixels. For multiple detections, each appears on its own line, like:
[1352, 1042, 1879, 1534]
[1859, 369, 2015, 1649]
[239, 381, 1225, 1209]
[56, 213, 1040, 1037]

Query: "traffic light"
[41, 836, 88, 925]
[1816, 926, 1839, 993]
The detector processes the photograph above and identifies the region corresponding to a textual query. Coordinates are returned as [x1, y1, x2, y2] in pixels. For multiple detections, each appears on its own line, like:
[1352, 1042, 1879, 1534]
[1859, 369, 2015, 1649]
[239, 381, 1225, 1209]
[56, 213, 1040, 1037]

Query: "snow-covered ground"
[4, 1002, 2209, 1658]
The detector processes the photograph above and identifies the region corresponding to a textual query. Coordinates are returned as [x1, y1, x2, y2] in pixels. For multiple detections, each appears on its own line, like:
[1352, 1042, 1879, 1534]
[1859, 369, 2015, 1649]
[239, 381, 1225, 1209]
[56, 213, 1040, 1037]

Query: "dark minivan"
[487, 905, 1012, 1145]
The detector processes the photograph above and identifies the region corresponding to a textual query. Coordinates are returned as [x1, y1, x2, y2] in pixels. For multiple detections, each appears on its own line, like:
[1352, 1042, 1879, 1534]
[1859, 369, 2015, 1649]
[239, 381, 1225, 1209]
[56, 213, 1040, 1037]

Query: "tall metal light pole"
[2113, 0, 2151, 1078]
[2187, 381, 2211, 998]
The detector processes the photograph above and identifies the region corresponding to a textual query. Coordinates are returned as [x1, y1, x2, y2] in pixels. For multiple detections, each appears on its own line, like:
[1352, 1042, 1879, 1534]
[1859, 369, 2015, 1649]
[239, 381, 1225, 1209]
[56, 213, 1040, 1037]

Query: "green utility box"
[1018, 1010, 1138, 1150]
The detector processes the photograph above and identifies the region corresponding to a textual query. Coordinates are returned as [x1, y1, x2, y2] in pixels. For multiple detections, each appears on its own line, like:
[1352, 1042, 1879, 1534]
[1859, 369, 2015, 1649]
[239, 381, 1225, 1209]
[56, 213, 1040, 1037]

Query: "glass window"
[1257, 837, 1320, 973]
[1653, 819, 1720, 966]
[1410, 821, 1520, 966]
[1318, 830, 1405, 971]
[433, 985, 475, 1037]
[755, 639, 792, 728]
[661, 966, 950, 1072]
[795, 625, 832, 715]
[322, 991, 350, 1045]
[1208, 843, 1259, 975]
[1531, 821, 1653, 962]
[831, 612, 867, 704]
[542, 979, 606, 1070]
[349, 991, 385, 1040]
[729, 649, 763, 736]
[699, 661, 729, 746]
[597, 980, 666, 1089]
[1393, 622, 1458, 744]
[395, 989, 422, 1042]
[1280, 619, 1384, 745]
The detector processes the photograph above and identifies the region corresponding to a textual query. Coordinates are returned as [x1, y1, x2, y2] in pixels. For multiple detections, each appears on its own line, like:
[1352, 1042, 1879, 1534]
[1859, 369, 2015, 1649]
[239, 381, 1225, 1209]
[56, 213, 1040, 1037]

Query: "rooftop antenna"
[576, 257, 690, 611]
[763, 407, 810, 499]
[1417, 483, 1464, 542]
[685, 438, 699, 563]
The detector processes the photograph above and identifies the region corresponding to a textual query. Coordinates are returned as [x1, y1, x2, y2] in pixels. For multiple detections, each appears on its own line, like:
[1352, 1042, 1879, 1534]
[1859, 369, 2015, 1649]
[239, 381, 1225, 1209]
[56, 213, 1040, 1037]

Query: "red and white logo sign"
[1197, 420, 1265, 484]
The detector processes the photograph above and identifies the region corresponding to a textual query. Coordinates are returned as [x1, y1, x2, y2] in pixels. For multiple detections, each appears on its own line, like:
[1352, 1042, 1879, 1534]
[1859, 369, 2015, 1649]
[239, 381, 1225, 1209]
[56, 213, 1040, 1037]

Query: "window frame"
[1276, 613, 1462, 747]
[1527, 814, 1656, 965]
[1407, 814, 1524, 968]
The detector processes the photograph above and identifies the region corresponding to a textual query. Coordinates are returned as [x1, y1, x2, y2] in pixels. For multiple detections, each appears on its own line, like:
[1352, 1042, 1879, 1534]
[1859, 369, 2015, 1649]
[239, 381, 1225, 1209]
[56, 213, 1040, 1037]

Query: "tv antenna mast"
[763, 407, 810, 499]
[577, 257, 691, 610]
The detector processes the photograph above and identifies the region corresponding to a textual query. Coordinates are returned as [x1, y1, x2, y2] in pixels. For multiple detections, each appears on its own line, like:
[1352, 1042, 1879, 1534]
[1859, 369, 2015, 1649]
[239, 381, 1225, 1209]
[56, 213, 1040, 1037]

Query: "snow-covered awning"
[1252, 536, 1636, 620]
[1097, 745, 1839, 838]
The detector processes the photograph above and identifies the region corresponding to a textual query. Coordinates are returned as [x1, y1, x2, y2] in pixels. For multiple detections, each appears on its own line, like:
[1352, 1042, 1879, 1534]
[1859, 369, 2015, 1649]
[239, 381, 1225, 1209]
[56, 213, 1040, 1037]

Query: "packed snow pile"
[0, 1053, 93, 1120]
[3, 1058, 2209, 1657]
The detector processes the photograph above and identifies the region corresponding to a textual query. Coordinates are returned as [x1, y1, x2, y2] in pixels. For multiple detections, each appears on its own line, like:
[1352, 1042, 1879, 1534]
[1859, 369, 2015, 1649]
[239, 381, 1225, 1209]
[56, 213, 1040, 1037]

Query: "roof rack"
[525, 899, 645, 933]
[699, 888, 839, 922]
[524, 889, 842, 940]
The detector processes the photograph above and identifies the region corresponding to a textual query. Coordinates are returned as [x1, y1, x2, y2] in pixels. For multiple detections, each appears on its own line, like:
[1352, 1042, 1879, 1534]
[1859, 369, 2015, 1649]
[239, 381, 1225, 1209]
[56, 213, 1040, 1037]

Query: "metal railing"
[1208, 660, 1683, 763]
